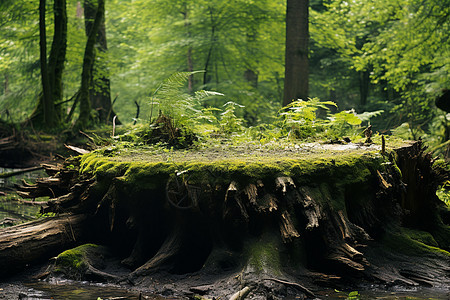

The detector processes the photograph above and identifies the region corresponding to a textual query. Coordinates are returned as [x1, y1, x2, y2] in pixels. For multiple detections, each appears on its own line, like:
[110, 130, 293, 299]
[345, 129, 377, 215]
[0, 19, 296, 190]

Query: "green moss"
[56, 244, 100, 272]
[246, 233, 281, 274]
[402, 228, 439, 247]
[80, 146, 383, 186]
[382, 229, 450, 258]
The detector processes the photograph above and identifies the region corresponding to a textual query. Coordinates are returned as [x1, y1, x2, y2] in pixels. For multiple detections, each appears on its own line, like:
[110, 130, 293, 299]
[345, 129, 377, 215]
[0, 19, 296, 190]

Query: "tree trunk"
[84, 0, 115, 125]
[33, 0, 67, 129]
[75, 0, 105, 129]
[48, 0, 67, 120]
[38, 0, 54, 128]
[3, 73, 8, 95]
[283, 0, 309, 106]
[359, 70, 370, 107]
[182, 4, 194, 93]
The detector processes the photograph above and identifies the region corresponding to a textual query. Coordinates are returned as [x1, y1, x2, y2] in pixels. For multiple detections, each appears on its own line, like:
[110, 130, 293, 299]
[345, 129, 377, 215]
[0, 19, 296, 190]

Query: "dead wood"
[224, 181, 249, 222]
[0, 214, 88, 278]
[0, 165, 43, 179]
[279, 210, 300, 242]
[262, 278, 316, 298]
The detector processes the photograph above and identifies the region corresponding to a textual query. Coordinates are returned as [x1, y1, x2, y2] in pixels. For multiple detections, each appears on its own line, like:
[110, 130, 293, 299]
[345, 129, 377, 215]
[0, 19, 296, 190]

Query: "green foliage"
[219, 101, 245, 134]
[334, 289, 361, 300]
[278, 98, 380, 140]
[347, 291, 361, 300]
[437, 181, 450, 207]
[149, 71, 223, 130]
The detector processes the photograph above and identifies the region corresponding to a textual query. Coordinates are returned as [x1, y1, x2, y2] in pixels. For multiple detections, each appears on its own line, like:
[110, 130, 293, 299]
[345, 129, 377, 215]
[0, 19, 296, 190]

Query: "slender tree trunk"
[48, 0, 67, 120]
[244, 31, 258, 88]
[39, 0, 54, 127]
[203, 8, 216, 86]
[75, 0, 104, 129]
[182, 4, 194, 93]
[84, 0, 115, 124]
[283, 0, 309, 106]
[3, 73, 8, 95]
[359, 70, 370, 106]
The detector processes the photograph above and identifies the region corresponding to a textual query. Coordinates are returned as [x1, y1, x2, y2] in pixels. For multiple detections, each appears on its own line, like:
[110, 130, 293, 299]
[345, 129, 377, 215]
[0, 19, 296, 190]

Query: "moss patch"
[246, 233, 282, 274]
[79, 142, 388, 191]
[54, 244, 102, 278]
[382, 228, 450, 258]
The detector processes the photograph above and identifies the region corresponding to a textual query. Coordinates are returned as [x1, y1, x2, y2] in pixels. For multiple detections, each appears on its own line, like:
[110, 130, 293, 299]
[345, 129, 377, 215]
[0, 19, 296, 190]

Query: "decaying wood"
[3, 140, 449, 295]
[275, 176, 295, 194]
[0, 165, 43, 179]
[279, 210, 300, 242]
[224, 181, 249, 221]
[65, 144, 90, 155]
[130, 229, 183, 278]
[298, 187, 321, 230]
[0, 214, 88, 278]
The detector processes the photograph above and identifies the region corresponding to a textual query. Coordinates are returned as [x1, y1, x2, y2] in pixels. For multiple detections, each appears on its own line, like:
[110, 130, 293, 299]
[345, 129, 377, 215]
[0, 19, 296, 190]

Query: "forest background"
[0, 0, 449, 154]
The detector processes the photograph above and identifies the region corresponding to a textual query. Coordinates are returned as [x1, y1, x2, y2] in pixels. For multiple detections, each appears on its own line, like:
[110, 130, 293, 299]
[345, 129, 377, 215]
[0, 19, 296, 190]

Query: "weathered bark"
[0, 214, 88, 278]
[33, 0, 67, 128]
[38, 0, 54, 127]
[75, 0, 105, 129]
[48, 0, 67, 117]
[84, 0, 116, 124]
[283, 0, 309, 106]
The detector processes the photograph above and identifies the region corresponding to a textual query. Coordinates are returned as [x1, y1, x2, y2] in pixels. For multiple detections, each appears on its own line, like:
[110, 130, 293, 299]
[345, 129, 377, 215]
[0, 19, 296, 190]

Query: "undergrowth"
[108, 72, 384, 150]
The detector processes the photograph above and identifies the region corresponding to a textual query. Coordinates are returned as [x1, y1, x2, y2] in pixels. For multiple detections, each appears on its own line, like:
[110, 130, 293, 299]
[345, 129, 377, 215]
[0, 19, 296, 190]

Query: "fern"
[149, 71, 223, 130]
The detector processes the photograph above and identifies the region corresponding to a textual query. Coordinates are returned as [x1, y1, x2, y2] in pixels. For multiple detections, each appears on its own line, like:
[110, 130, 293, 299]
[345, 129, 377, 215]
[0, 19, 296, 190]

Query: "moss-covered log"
[2, 140, 449, 299]
[0, 214, 88, 278]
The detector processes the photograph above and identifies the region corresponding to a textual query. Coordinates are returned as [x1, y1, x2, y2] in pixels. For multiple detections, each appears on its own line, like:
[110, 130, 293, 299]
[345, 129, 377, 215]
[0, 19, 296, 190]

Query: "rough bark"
[283, 0, 309, 106]
[48, 0, 67, 117]
[33, 0, 67, 128]
[84, 0, 116, 125]
[38, 0, 54, 127]
[75, 0, 105, 129]
[0, 214, 88, 278]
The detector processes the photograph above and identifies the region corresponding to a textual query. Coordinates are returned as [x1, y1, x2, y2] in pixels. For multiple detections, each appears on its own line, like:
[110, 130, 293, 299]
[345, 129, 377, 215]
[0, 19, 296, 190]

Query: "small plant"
[347, 291, 361, 300]
[144, 71, 223, 147]
[219, 101, 245, 134]
[334, 289, 361, 300]
[149, 71, 223, 131]
[437, 180, 450, 207]
[279, 98, 337, 139]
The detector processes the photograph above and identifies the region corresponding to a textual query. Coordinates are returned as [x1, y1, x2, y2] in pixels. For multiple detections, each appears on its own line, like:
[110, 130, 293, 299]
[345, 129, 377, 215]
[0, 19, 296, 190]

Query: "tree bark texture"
[84, 0, 115, 124]
[39, 0, 54, 127]
[0, 214, 88, 278]
[48, 0, 67, 119]
[76, 0, 105, 129]
[283, 0, 309, 106]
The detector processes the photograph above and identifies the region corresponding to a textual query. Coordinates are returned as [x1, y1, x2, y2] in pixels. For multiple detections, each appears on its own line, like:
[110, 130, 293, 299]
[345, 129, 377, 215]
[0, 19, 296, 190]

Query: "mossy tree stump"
[1, 140, 449, 299]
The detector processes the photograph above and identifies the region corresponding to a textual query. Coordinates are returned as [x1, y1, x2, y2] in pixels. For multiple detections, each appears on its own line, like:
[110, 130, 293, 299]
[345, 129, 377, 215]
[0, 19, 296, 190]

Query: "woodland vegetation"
[0, 0, 449, 146]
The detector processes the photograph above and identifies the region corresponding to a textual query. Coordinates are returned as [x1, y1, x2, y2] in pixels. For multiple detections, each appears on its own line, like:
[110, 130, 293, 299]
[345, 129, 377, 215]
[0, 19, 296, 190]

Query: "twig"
[112, 115, 117, 137]
[79, 130, 96, 143]
[0, 166, 44, 179]
[262, 278, 316, 298]
[229, 286, 251, 300]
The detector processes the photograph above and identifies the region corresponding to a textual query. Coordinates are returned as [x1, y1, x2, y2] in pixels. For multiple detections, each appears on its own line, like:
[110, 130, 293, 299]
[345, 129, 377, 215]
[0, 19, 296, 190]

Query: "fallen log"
[0, 214, 89, 278]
